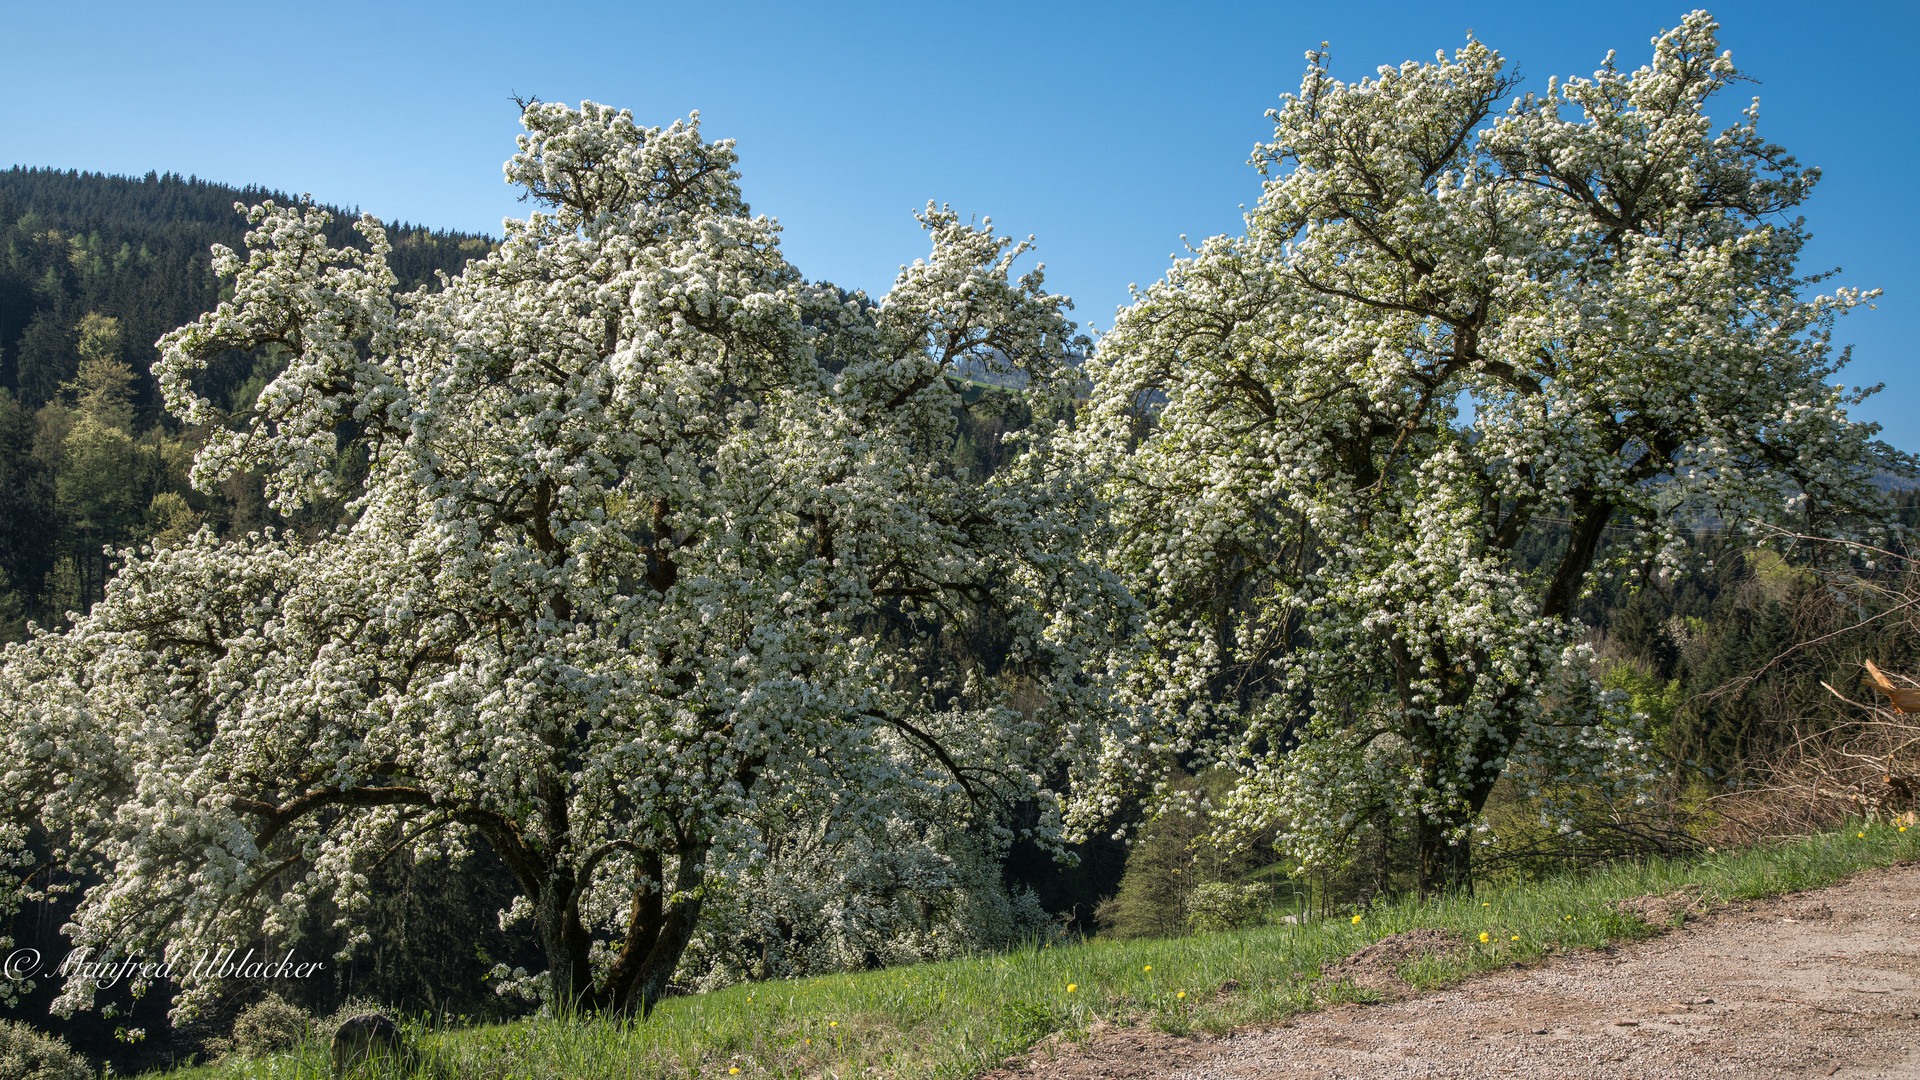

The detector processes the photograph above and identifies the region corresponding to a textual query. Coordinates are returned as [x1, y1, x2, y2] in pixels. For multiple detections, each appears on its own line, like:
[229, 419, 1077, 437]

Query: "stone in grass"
[330, 1013, 412, 1076]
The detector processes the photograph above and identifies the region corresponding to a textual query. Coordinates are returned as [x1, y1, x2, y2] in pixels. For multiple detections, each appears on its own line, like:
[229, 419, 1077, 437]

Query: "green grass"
[155, 822, 1920, 1080]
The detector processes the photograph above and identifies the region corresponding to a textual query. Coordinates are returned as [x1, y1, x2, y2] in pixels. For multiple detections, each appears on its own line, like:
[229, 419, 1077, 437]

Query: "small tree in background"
[1095, 771, 1271, 938]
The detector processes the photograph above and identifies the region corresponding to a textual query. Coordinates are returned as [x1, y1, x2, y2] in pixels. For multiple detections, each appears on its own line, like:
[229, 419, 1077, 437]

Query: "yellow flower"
[1351, 914, 1363, 924]
[1510, 935, 1519, 941]
[1859, 832, 1867, 838]
[1066, 983, 1078, 993]
[1482, 903, 1490, 908]
[729, 1071, 740, 1076]
[1479, 932, 1490, 943]
[1143, 965, 1152, 972]
[1176, 991, 1186, 999]
[805, 1039, 811, 1046]
[829, 1021, 838, 1028]
[1902, 826, 1908, 832]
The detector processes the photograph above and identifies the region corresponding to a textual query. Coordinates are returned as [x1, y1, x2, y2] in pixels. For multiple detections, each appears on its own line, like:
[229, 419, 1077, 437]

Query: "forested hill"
[0, 167, 493, 412]
[0, 167, 494, 635]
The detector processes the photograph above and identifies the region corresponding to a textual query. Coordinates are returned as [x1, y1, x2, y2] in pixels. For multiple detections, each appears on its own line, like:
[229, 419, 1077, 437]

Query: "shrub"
[1186, 882, 1268, 933]
[675, 811, 1054, 990]
[228, 992, 311, 1056]
[0, 1020, 90, 1080]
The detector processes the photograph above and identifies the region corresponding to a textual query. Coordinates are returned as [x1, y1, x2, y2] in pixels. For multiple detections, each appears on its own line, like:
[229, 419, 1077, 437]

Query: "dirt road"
[1005, 862, 1920, 1079]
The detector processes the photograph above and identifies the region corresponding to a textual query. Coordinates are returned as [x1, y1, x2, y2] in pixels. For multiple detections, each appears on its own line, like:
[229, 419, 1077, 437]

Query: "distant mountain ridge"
[1877, 468, 1920, 492]
[4, 166, 350, 232]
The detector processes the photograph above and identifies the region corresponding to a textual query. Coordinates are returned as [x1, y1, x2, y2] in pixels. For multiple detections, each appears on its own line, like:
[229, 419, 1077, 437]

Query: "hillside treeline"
[0, 167, 494, 634]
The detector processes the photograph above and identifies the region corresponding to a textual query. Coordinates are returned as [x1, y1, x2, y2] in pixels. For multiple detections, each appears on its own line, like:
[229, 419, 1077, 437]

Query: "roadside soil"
[991, 861, 1920, 1079]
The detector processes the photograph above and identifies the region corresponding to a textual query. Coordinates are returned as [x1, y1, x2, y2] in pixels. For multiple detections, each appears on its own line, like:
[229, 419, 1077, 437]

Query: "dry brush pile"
[1709, 530, 1920, 839]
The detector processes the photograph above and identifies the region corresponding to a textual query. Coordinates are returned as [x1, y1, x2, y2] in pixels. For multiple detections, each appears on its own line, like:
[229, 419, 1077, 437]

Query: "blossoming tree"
[0, 101, 1120, 1017]
[1074, 13, 1908, 892]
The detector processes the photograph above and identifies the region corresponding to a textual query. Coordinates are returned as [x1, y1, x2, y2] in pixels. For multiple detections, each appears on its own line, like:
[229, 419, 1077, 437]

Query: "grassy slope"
[158, 823, 1920, 1080]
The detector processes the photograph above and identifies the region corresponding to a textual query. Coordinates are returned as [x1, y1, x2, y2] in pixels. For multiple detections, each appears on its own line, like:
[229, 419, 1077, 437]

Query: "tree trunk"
[603, 840, 710, 1018]
[1415, 764, 1503, 898]
[1415, 821, 1472, 897]
[628, 883, 704, 1018]
[526, 839, 713, 1019]
[537, 867, 592, 1015]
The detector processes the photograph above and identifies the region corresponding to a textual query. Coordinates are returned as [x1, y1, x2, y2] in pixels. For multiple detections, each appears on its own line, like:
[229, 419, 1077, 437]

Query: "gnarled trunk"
[1415, 818, 1473, 897]
[532, 839, 711, 1018]
[605, 841, 710, 1018]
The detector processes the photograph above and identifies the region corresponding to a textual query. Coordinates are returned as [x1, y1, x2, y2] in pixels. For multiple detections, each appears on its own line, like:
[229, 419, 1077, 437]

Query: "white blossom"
[0, 102, 1124, 1018]
[1070, 13, 1907, 891]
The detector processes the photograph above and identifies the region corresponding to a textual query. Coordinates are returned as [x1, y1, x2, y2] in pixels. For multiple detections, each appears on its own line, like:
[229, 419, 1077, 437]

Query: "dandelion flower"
[1177, 991, 1186, 999]
[1351, 914, 1363, 924]
[1143, 965, 1152, 972]
[1479, 932, 1490, 943]
[729, 1071, 739, 1076]
[1511, 935, 1519, 941]
[1482, 903, 1490, 908]
[829, 1021, 838, 1028]
[1901, 827, 1908, 833]
[1067, 983, 1078, 993]
[1859, 832, 1867, 839]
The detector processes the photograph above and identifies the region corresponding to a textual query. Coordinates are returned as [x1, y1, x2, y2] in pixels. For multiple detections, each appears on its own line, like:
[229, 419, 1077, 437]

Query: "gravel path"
[1003, 862, 1920, 1079]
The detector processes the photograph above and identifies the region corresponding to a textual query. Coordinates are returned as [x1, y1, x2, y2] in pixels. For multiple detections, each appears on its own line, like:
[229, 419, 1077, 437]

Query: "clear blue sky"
[4, 1, 1914, 451]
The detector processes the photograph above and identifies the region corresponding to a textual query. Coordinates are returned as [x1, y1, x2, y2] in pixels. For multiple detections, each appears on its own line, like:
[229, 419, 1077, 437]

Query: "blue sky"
[5, 1, 1914, 451]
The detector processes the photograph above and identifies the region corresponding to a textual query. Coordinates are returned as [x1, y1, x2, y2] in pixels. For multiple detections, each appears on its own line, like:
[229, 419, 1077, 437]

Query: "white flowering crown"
[0, 101, 1125, 1018]
[1070, 12, 1908, 889]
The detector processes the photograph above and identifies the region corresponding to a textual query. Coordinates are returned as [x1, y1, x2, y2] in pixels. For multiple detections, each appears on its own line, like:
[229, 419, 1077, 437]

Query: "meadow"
[159, 821, 1920, 1080]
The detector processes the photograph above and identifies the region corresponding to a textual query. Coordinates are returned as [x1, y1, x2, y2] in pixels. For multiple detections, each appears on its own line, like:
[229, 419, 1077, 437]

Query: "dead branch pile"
[1712, 664, 1920, 839]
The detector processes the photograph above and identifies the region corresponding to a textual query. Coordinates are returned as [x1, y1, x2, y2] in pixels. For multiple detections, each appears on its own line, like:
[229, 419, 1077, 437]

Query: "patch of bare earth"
[1321, 927, 1463, 997]
[991, 862, 1920, 1079]
[990, 1026, 1224, 1080]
